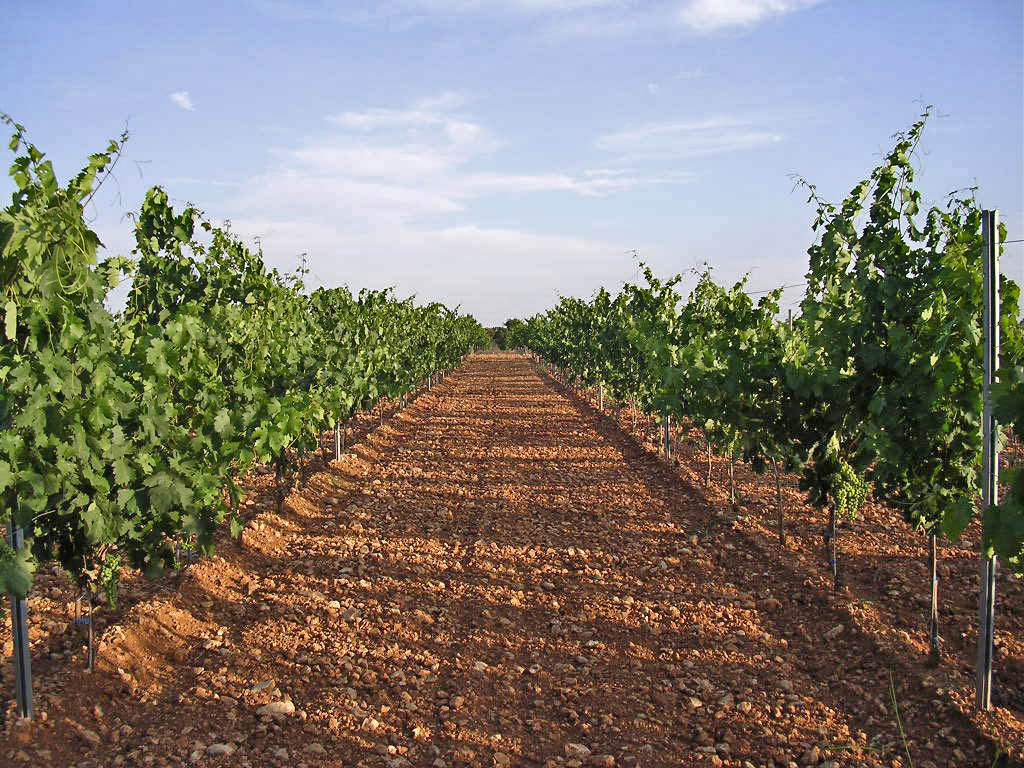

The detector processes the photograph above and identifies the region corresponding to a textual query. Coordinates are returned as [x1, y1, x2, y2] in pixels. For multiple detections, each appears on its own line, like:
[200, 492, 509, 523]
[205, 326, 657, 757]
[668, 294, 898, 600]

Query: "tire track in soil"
[0, 352, 1011, 767]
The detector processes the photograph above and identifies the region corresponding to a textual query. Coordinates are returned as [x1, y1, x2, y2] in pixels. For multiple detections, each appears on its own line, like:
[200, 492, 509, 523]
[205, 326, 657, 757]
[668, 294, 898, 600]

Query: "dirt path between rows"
[1, 353, 1019, 768]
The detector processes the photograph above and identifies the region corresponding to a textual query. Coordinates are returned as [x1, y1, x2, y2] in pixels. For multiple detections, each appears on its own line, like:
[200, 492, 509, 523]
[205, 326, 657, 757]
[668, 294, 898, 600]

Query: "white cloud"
[213, 92, 689, 322]
[677, 0, 825, 32]
[672, 67, 704, 80]
[241, 93, 688, 224]
[229, 217, 642, 324]
[325, 93, 495, 158]
[284, 145, 454, 179]
[161, 176, 242, 188]
[597, 117, 783, 159]
[251, 0, 625, 27]
[647, 82, 660, 95]
[464, 170, 693, 196]
[169, 91, 195, 111]
[530, 7, 654, 40]
[444, 119, 484, 146]
[412, 90, 469, 111]
[420, 0, 621, 10]
[328, 107, 443, 131]
[583, 168, 636, 176]
[233, 171, 465, 230]
[232, 121, 685, 231]
[253, 0, 828, 39]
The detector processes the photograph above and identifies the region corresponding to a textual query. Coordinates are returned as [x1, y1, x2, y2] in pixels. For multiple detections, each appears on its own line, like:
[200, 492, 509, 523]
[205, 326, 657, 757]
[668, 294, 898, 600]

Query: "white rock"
[564, 743, 591, 760]
[257, 700, 295, 716]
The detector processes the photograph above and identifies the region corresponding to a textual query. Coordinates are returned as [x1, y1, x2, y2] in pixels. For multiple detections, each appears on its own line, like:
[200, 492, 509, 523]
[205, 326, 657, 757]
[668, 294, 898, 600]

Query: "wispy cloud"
[672, 67, 704, 80]
[597, 116, 783, 159]
[252, 0, 828, 38]
[254, 0, 625, 20]
[169, 91, 195, 111]
[327, 91, 470, 130]
[250, 0, 629, 31]
[253, 93, 688, 219]
[583, 168, 637, 176]
[412, 0, 621, 12]
[677, 0, 825, 32]
[162, 176, 241, 187]
[530, 6, 656, 40]
[228, 215, 642, 324]
[220, 92, 685, 322]
[464, 170, 693, 196]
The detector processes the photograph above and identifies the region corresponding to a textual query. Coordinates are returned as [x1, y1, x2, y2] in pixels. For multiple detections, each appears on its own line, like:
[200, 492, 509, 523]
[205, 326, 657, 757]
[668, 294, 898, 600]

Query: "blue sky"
[3, 0, 1022, 325]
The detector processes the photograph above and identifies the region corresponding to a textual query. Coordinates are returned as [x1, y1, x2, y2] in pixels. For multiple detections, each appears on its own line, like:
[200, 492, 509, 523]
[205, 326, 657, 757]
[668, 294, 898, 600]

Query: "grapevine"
[506, 112, 1024, 680]
[0, 120, 488, 609]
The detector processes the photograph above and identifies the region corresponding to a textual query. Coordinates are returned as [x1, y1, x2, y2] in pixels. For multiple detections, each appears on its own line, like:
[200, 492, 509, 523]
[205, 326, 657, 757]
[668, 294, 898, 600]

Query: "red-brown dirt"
[1, 352, 1020, 768]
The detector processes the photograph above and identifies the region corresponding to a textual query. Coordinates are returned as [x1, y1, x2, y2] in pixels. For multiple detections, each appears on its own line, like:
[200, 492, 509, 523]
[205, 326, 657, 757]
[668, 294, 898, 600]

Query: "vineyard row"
[0, 116, 490, 715]
[502, 110, 1024, 712]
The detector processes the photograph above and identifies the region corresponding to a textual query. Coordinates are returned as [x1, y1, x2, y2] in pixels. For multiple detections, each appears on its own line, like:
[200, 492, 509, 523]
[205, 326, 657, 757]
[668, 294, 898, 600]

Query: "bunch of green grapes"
[833, 460, 869, 519]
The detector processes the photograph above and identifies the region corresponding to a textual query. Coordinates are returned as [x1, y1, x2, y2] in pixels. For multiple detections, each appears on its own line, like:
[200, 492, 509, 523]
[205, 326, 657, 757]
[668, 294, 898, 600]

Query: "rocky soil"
[0, 352, 1020, 767]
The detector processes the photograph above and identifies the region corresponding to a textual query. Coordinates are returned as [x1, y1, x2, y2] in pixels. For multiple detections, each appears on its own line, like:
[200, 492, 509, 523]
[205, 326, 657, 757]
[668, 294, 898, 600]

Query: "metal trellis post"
[977, 209, 999, 711]
[8, 516, 33, 718]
